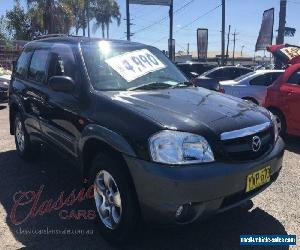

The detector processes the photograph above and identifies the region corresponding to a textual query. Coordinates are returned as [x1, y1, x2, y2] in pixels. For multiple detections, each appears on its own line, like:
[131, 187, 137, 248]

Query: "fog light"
[175, 205, 184, 217]
[175, 203, 196, 223]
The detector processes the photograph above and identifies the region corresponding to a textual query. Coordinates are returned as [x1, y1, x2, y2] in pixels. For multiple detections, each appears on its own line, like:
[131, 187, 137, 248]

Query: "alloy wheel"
[15, 119, 25, 152]
[94, 170, 122, 230]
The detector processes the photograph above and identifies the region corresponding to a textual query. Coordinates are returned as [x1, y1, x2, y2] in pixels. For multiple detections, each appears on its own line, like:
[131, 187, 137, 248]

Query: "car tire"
[14, 113, 38, 160]
[89, 152, 139, 244]
[270, 109, 286, 137]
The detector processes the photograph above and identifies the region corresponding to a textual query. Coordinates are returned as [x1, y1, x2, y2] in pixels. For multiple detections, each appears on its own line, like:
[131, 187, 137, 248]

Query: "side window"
[15, 50, 32, 79]
[208, 69, 223, 78]
[250, 73, 279, 86]
[288, 70, 300, 85]
[270, 73, 282, 85]
[250, 75, 268, 86]
[48, 44, 76, 80]
[229, 68, 241, 79]
[28, 49, 50, 84]
[239, 68, 252, 76]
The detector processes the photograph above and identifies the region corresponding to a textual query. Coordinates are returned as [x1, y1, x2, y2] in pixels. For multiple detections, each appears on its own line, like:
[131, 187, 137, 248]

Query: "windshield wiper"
[128, 82, 174, 91]
[171, 81, 194, 89]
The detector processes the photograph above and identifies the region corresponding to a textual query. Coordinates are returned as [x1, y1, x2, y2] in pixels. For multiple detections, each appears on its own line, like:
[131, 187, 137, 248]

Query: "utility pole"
[232, 30, 238, 65]
[169, 0, 174, 60]
[87, 0, 90, 38]
[225, 25, 231, 65]
[221, 0, 226, 65]
[277, 0, 287, 45]
[187, 43, 190, 55]
[126, 0, 131, 41]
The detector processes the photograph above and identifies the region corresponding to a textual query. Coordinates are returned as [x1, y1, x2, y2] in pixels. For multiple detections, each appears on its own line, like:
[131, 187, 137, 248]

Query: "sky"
[1, 0, 300, 57]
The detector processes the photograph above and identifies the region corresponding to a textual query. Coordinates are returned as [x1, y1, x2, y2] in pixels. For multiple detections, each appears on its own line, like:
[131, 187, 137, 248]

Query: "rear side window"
[207, 69, 224, 78]
[288, 70, 300, 85]
[250, 73, 281, 86]
[227, 68, 241, 79]
[239, 68, 252, 76]
[15, 50, 32, 79]
[28, 49, 50, 84]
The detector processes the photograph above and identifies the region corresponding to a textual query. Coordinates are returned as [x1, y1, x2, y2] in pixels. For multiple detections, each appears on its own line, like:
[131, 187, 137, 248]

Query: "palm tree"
[61, 0, 86, 35]
[91, 0, 121, 38]
[27, 0, 74, 35]
[105, 0, 120, 38]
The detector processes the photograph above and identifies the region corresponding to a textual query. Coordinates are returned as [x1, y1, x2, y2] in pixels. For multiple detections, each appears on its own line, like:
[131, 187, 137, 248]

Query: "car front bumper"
[124, 137, 285, 225]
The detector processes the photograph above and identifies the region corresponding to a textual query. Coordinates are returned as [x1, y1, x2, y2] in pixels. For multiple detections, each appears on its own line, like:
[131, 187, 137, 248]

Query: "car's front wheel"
[270, 109, 286, 137]
[90, 152, 139, 243]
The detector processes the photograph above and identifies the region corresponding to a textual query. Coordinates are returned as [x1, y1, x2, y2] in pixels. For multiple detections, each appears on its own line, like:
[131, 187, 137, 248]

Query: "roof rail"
[33, 34, 86, 41]
[33, 34, 68, 40]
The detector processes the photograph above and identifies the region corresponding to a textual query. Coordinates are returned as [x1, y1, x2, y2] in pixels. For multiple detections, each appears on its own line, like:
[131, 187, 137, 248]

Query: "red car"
[264, 44, 300, 136]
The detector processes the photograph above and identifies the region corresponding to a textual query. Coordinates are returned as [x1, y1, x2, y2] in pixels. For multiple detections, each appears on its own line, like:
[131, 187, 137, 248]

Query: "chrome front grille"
[220, 122, 274, 162]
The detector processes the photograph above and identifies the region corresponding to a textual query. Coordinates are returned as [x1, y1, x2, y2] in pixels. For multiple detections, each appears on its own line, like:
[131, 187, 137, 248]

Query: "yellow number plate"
[246, 166, 271, 193]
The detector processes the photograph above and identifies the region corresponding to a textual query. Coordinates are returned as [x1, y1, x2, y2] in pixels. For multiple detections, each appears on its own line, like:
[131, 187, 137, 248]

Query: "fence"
[0, 48, 22, 70]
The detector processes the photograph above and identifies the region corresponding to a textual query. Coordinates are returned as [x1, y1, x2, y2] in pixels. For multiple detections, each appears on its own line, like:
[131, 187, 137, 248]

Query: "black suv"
[9, 37, 284, 243]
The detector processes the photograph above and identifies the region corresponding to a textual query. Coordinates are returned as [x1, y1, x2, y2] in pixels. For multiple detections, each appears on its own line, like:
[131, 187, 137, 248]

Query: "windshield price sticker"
[105, 49, 166, 82]
[280, 47, 300, 60]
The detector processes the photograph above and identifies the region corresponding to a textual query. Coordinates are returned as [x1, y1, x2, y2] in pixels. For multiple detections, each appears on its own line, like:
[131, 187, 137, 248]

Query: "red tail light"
[218, 87, 225, 93]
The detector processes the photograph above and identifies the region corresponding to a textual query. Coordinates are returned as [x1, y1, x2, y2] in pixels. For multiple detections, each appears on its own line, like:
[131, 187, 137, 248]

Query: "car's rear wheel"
[14, 113, 37, 159]
[90, 153, 139, 243]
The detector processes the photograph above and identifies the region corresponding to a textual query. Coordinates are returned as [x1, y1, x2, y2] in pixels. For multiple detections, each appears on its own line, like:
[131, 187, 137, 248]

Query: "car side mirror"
[48, 76, 75, 93]
[190, 72, 199, 78]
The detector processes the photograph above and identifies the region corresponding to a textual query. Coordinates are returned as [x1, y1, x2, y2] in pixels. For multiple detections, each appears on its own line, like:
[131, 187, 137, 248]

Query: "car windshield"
[234, 72, 255, 82]
[81, 41, 188, 91]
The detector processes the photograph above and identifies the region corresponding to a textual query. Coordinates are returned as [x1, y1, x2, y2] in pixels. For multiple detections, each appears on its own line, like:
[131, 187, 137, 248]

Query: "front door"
[40, 43, 84, 158]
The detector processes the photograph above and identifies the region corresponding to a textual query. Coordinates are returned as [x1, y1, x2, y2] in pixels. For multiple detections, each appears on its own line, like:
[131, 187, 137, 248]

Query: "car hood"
[103, 88, 271, 137]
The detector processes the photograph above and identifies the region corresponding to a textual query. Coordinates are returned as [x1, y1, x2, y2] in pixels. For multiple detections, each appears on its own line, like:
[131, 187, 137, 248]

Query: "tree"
[0, 16, 8, 41]
[27, 0, 74, 35]
[92, 0, 121, 38]
[62, 0, 86, 35]
[5, 0, 31, 40]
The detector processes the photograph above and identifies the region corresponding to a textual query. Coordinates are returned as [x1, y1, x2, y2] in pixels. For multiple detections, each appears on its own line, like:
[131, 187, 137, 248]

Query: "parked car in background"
[195, 66, 253, 91]
[0, 72, 11, 103]
[220, 70, 284, 105]
[264, 64, 300, 136]
[176, 61, 215, 79]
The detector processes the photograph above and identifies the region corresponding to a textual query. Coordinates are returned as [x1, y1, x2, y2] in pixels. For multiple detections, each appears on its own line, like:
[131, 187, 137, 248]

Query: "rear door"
[19, 48, 50, 139]
[283, 69, 300, 133]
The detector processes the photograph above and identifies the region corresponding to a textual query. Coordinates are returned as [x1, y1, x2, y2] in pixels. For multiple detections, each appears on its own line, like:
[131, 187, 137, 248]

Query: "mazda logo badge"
[252, 136, 262, 152]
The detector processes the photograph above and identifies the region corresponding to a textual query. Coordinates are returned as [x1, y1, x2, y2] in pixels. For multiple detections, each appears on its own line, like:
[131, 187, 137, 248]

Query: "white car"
[0, 74, 10, 103]
[220, 70, 284, 105]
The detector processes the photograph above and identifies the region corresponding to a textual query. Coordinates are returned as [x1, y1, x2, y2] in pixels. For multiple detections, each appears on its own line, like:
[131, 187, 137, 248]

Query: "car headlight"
[149, 130, 215, 165]
[269, 111, 279, 142]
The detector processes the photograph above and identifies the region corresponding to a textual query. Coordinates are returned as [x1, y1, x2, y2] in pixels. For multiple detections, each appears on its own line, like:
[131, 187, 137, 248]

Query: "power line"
[129, 0, 197, 37]
[151, 4, 222, 45]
